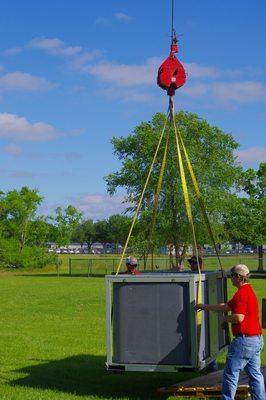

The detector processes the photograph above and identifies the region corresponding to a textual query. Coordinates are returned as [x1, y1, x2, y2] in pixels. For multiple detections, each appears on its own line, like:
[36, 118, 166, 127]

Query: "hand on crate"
[195, 303, 207, 311]
[220, 316, 228, 330]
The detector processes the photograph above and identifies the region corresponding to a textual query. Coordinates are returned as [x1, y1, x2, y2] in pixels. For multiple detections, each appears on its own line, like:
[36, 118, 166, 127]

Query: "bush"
[0, 238, 58, 269]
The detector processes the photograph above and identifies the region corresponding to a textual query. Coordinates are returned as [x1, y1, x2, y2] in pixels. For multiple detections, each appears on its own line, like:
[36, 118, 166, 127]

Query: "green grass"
[0, 270, 265, 400]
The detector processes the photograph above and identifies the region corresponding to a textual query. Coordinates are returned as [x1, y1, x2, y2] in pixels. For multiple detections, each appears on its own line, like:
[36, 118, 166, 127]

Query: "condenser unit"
[105, 271, 229, 372]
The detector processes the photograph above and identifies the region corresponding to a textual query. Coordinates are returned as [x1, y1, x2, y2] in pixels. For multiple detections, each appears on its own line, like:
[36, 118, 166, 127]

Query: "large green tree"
[105, 111, 242, 266]
[225, 163, 266, 271]
[0, 186, 57, 268]
[107, 214, 131, 249]
[28, 218, 57, 246]
[54, 205, 83, 247]
[73, 219, 95, 251]
[1, 186, 43, 251]
[94, 219, 109, 244]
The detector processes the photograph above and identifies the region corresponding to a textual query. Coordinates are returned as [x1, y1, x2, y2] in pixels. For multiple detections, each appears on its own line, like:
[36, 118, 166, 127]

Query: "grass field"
[0, 259, 265, 400]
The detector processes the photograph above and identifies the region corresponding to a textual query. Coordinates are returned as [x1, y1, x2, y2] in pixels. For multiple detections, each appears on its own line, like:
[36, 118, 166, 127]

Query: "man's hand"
[220, 316, 228, 330]
[195, 303, 207, 311]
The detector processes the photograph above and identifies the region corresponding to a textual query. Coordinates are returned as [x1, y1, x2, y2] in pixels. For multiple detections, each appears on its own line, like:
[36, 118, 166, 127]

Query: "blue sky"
[0, 0, 265, 219]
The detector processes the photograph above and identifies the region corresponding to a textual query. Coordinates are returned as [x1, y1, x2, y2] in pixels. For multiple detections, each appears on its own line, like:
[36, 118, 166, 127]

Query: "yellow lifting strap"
[115, 112, 170, 275]
[148, 130, 170, 246]
[176, 130, 223, 270]
[171, 101, 203, 355]
[170, 101, 202, 305]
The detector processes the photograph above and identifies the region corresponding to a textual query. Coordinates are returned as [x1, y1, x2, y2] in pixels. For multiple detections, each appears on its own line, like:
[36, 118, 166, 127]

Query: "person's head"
[229, 264, 250, 286]
[125, 256, 138, 273]
[187, 256, 202, 272]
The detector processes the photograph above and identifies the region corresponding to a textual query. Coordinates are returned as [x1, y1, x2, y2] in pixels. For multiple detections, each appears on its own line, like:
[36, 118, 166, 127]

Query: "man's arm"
[195, 303, 231, 312]
[222, 313, 244, 324]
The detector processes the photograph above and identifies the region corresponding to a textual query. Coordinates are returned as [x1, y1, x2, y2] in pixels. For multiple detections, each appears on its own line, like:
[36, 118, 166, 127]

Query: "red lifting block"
[157, 54, 186, 96]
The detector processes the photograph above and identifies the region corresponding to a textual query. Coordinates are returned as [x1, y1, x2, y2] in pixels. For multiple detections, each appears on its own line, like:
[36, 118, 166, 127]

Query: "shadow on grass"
[10, 354, 200, 399]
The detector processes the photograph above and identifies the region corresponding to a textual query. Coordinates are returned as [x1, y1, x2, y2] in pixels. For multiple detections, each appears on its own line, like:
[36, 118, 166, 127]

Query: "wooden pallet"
[158, 384, 249, 398]
[158, 367, 266, 399]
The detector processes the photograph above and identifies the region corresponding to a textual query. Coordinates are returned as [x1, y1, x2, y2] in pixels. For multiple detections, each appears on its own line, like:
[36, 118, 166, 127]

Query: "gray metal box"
[105, 271, 229, 372]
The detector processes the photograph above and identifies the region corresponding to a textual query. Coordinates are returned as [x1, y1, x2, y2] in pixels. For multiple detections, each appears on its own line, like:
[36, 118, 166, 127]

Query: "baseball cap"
[230, 264, 250, 277]
[187, 256, 202, 265]
[125, 256, 138, 266]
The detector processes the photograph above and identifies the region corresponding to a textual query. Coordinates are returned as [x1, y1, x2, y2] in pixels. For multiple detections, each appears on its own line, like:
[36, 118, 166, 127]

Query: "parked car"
[243, 247, 254, 253]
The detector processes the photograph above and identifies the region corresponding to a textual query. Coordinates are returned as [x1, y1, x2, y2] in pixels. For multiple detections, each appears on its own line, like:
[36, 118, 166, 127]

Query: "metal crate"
[105, 271, 229, 372]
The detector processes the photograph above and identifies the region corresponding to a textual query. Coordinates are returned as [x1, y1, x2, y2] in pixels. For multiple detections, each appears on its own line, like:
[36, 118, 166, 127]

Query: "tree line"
[0, 187, 133, 268]
[0, 111, 264, 269]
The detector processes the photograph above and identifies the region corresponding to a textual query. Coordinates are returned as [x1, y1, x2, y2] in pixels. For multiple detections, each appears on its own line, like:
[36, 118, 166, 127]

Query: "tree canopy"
[54, 205, 83, 247]
[105, 111, 243, 263]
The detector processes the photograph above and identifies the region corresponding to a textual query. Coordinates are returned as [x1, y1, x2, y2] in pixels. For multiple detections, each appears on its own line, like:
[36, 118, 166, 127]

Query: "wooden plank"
[158, 367, 266, 398]
[158, 385, 249, 398]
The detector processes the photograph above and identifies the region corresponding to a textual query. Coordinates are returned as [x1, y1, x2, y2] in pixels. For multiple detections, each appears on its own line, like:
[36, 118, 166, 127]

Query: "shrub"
[0, 238, 57, 269]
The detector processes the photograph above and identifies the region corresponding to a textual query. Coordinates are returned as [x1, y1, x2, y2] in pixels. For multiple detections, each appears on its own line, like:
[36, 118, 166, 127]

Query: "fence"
[68, 254, 262, 277]
[68, 257, 171, 277]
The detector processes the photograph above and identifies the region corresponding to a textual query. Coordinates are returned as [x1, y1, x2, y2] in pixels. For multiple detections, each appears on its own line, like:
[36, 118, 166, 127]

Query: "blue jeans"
[222, 335, 265, 400]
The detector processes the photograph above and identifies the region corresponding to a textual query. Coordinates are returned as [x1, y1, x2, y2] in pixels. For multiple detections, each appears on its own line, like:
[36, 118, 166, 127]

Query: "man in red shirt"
[125, 256, 141, 275]
[195, 264, 265, 400]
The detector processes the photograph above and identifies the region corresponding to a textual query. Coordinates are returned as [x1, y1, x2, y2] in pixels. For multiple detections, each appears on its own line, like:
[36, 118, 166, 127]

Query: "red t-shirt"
[126, 268, 141, 275]
[132, 269, 141, 275]
[227, 284, 262, 336]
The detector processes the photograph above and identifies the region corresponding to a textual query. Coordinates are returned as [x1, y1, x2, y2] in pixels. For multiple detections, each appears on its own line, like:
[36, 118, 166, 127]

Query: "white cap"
[125, 256, 138, 266]
[230, 264, 250, 277]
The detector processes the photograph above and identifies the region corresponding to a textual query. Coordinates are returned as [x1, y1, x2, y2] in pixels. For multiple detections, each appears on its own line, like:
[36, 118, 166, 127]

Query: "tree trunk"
[173, 243, 185, 271]
[169, 244, 174, 268]
[258, 245, 263, 272]
[180, 244, 187, 271]
[174, 243, 179, 269]
[20, 220, 28, 252]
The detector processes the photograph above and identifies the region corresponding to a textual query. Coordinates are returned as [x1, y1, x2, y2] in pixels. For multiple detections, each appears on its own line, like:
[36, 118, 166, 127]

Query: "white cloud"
[0, 113, 62, 141]
[28, 37, 82, 56]
[95, 16, 110, 26]
[0, 72, 55, 91]
[114, 12, 132, 21]
[74, 193, 130, 220]
[100, 87, 153, 102]
[3, 143, 22, 156]
[235, 147, 266, 163]
[68, 47, 266, 104]
[69, 50, 103, 72]
[182, 80, 266, 103]
[2, 47, 22, 56]
[212, 81, 266, 102]
[86, 57, 160, 87]
[182, 83, 209, 97]
[185, 62, 219, 78]
[95, 12, 132, 25]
